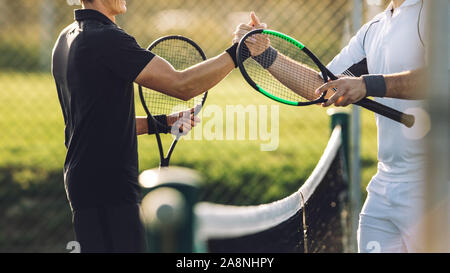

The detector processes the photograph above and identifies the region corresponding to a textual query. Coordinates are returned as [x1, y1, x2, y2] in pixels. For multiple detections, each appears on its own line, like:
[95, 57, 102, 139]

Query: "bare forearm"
[267, 54, 324, 101]
[177, 52, 235, 100]
[314, 68, 428, 107]
[136, 116, 149, 135]
[384, 69, 427, 99]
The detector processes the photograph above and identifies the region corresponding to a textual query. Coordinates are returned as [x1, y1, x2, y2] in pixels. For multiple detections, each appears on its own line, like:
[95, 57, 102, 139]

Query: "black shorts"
[73, 203, 145, 253]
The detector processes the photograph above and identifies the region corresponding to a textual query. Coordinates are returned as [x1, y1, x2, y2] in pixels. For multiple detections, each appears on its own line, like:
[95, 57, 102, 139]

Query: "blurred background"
[0, 0, 389, 252]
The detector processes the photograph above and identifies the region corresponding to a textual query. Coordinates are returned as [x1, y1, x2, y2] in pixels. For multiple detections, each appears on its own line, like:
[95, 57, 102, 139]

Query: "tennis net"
[194, 125, 349, 253]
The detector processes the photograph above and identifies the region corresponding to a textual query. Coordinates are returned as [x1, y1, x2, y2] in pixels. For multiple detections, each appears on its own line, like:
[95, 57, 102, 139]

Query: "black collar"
[74, 9, 115, 25]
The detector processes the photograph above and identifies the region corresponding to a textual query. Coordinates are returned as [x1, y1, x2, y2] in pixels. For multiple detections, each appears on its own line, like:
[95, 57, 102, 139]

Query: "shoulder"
[92, 26, 138, 47]
[55, 22, 78, 43]
[369, 11, 385, 24]
[357, 12, 385, 48]
[52, 22, 79, 59]
[361, 12, 384, 34]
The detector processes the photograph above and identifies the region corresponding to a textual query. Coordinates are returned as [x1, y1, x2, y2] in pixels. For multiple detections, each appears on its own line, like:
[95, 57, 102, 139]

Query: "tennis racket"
[138, 36, 207, 167]
[237, 29, 415, 128]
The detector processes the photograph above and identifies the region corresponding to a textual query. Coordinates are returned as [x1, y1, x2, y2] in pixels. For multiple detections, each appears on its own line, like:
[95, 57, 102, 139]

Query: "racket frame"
[138, 35, 207, 167]
[237, 29, 328, 106]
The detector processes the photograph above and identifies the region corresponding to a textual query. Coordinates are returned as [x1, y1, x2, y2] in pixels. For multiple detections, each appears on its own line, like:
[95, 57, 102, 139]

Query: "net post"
[328, 109, 351, 252]
[139, 167, 201, 253]
[329, 109, 350, 169]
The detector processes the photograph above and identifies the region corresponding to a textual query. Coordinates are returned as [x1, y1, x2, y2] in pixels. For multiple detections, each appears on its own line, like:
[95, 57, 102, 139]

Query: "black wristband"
[362, 75, 387, 97]
[225, 43, 250, 68]
[148, 115, 170, 135]
[252, 46, 278, 69]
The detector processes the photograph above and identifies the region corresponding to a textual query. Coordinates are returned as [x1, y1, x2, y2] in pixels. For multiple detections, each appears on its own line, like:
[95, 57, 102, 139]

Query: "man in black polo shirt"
[53, 0, 243, 252]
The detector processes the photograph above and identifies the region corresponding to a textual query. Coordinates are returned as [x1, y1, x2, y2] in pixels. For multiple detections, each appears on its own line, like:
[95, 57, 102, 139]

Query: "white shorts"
[357, 177, 425, 253]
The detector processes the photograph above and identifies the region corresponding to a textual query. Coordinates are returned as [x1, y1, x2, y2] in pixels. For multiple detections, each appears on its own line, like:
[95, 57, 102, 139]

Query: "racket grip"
[355, 98, 415, 128]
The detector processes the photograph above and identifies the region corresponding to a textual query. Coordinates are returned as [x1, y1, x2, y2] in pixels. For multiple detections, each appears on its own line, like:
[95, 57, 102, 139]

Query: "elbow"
[181, 94, 193, 101]
[146, 72, 197, 101]
[176, 92, 192, 101]
[172, 74, 196, 101]
[171, 86, 193, 101]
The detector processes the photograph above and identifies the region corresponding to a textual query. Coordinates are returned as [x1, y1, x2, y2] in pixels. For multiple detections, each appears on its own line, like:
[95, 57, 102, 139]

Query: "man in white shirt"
[324, 0, 428, 253]
[235, 0, 428, 252]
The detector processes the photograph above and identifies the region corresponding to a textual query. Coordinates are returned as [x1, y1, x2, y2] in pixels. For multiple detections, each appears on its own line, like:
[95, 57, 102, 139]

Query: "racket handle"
[355, 98, 415, 128]
[324, 68, 415, 127]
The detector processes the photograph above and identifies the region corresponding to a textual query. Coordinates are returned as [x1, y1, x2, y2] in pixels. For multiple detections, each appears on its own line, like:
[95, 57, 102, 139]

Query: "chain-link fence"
[0, 0, 384, 252]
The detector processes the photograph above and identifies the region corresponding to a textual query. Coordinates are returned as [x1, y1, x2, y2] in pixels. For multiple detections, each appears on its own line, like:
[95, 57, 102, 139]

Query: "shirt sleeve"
[326, 19, 374, 75]
[100, 28, 155, 83]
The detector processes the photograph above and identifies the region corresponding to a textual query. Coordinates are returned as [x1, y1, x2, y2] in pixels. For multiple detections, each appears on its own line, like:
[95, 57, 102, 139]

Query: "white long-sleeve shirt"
[327, 0, 428, 182]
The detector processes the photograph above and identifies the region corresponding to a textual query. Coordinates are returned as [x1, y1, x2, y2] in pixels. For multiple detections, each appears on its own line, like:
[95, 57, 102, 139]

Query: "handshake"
[229, 12, 273, 62]
[233, 12, 267, 44]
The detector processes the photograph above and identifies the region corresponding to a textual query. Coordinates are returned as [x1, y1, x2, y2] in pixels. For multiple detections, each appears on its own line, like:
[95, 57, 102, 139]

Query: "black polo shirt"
[52, 9, 155, 210]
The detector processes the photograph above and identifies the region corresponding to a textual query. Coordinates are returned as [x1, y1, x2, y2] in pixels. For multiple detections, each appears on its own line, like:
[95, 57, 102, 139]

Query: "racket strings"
[342, 70, 355, 77]
[141, 39, 205, 115]
[242, 33, 325, 103]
